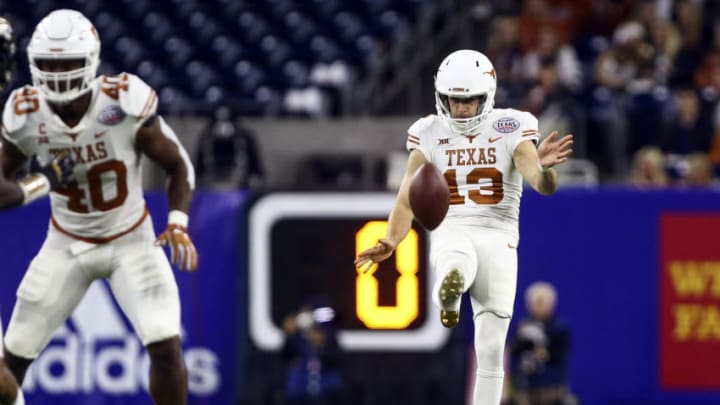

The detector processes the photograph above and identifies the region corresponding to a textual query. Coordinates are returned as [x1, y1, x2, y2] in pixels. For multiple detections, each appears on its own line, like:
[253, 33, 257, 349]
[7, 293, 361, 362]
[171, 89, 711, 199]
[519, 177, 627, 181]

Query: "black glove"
[31, 153, 76, 190]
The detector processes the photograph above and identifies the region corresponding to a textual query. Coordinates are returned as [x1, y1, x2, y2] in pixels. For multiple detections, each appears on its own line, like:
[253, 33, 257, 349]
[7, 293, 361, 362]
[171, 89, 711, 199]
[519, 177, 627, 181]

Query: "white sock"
[471, 313, 510, 405]
[472, 368, 504, 405]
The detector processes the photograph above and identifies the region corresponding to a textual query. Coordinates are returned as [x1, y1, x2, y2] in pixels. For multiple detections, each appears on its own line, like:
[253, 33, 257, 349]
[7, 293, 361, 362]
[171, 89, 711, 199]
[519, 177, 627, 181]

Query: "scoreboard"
[248, 193, 449, 351]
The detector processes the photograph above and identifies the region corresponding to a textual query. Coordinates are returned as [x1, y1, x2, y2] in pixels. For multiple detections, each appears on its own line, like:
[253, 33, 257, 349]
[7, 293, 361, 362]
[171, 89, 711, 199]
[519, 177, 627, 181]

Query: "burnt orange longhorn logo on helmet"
[484, 69, 496, 80]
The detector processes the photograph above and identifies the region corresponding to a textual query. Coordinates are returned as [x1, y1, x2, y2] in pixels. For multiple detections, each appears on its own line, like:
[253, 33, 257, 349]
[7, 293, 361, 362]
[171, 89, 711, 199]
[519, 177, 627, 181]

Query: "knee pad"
[473, 312, 510, 372]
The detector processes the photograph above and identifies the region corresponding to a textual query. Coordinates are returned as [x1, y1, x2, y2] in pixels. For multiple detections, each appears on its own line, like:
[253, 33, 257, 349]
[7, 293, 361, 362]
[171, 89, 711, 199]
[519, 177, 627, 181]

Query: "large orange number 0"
[444, 167, 504, 205]
[355, 221, 419, 329]
[56, 160, 128, 213]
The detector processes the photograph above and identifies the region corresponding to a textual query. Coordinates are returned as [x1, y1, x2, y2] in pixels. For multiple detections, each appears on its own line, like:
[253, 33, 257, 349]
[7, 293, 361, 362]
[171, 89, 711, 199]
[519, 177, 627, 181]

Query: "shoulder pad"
[497, 108, 538, 128]
[408, 114, 437, 135]
[101, 73, 158, 119]
[2, 86, 38, 134]
[517, 110, 539, 129]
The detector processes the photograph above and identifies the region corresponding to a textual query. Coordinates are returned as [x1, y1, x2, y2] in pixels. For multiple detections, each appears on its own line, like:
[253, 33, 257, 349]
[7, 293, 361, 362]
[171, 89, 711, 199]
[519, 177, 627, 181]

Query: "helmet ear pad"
[26, 9, 101, 104]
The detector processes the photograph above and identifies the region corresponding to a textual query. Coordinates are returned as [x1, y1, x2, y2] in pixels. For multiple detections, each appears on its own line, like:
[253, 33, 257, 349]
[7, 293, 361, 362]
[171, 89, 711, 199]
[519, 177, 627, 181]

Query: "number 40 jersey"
[2, 73, 158, 240]
[406, 108, 540, 239]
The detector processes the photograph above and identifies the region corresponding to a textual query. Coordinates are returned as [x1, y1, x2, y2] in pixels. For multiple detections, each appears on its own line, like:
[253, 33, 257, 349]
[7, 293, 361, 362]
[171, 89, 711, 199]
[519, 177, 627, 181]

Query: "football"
[408, 163, 450, 230]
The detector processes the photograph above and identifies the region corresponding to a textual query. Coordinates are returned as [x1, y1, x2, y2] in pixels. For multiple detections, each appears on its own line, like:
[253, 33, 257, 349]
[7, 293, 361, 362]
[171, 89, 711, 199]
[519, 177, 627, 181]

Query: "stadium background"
[2, 0, 720, 404]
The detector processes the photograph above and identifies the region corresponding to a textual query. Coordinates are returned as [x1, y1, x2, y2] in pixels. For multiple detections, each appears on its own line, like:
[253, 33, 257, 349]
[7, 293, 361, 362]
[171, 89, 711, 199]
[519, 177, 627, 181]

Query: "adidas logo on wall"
[22, 282, 221, 395]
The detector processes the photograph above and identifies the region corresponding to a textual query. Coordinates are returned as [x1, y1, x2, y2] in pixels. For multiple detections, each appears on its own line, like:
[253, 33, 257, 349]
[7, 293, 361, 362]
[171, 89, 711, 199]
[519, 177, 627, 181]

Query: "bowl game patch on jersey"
[97, 105, 126, 126]
[492, 117, 520, 133]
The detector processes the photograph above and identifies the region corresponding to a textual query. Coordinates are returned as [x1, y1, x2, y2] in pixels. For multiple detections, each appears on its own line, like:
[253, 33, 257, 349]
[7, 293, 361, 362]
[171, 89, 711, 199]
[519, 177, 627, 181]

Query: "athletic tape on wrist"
[168, 210, 189, 228]
[18, 174, 50, 205]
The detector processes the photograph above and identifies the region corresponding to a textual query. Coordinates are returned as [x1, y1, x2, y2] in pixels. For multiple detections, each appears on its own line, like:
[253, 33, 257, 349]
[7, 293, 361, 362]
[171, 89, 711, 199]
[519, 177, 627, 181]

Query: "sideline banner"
[515, 188, 720, 405]
[659, 214, 720, 389]
[0, 191, 247, 405]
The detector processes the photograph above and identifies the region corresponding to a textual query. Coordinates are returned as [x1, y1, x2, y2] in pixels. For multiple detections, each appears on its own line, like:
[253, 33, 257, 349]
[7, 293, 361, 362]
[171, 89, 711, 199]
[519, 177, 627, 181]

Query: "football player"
[1, 10, 198, 405]
[355, 50, 573, 405]
[0, 15, 76, 405]
[0, 15, 75, 209]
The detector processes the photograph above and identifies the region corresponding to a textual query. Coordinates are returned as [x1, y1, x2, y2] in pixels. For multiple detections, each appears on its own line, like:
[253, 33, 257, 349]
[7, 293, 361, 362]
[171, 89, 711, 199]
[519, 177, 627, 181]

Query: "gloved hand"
[31, 152, 75, 190]
[156, 223, 199, 271]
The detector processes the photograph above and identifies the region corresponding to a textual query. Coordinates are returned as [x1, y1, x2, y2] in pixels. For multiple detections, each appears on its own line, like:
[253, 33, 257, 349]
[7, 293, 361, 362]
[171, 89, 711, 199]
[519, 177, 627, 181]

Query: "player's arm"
[355, 148, 427, 269]
[513, 131, 573, 196]
[136, 115, 193, 212]
[0, 139, 24, 207]
[386, 149, 427, 246]
[136, 115, 198, 271]
[0, 137, 74, 209]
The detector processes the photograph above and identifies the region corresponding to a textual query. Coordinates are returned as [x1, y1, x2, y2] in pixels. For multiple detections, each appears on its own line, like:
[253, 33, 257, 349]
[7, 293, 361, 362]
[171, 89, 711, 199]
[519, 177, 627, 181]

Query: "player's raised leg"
[430, 223, 478, 328]
[437, 268, 464, 327]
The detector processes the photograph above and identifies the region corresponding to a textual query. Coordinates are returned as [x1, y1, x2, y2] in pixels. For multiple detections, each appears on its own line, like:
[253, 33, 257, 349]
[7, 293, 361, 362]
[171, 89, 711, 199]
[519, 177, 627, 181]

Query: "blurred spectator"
[522, 25, 582, 91]
[708, 121, 720, 171]
[624, 68, 671, 157]
[281, 305, 345, 405]
[581, 0, 634, 38]
[508, 282, 575, 405]
[195, 107, 264, 190]
[669, 0, 704, 85]
[519, 0, 591, 52]
[659, 86, 714, 156]
[681, 153, 716, 187]
[695, 51, 720, 91]
[594, 21, 653, 91]
[628, 145, 669, 187]
[647, 19, 681, 84]
[673, 0, 702, 49]
[589, 19, 655, 176]
[485, 15, 525, 105]
[524, 57, 587, 158]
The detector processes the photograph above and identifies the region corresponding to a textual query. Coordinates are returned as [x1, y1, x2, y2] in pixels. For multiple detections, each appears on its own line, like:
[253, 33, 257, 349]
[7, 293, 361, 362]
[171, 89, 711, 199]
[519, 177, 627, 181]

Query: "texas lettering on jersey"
[48, 142, 108, 163]
[444, 147, 496, 166]
[405, 109, 540, 238]
[1, 73, 158, 238]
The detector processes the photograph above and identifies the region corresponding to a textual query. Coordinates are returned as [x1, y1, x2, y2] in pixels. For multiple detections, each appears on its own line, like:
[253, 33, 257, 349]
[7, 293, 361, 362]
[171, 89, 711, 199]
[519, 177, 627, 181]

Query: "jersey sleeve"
[117, 73, 158, 133]
[507, 111, 540, 155]
[2, 87, 34, 156]
[406, 115, 434, 161]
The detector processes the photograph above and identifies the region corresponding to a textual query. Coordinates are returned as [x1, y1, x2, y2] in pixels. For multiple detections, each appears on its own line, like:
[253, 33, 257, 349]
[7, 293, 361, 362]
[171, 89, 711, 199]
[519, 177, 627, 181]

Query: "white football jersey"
[2, 73, 158, 238]
[406, 108, 540, 238]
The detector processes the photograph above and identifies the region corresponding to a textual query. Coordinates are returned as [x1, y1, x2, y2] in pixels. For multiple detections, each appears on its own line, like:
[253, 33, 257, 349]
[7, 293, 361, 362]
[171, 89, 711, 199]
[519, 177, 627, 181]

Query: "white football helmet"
[27, 9, 100, 104]
[434, 50, 496, 136]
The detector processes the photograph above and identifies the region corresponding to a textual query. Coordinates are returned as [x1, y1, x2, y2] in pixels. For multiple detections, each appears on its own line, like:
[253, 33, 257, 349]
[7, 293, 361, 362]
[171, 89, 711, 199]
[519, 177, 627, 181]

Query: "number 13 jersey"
[406, 108, 540, 239]
[2, 73, 157, 239]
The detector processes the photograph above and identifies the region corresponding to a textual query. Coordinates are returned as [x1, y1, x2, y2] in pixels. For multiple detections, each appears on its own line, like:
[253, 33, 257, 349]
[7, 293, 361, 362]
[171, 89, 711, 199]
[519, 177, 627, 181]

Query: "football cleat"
[438, 269, 464, 328]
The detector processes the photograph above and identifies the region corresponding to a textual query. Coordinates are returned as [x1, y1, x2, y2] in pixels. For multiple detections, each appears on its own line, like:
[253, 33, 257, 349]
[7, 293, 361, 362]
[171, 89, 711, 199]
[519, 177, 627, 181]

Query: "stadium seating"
[2, 0, 430, 115]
